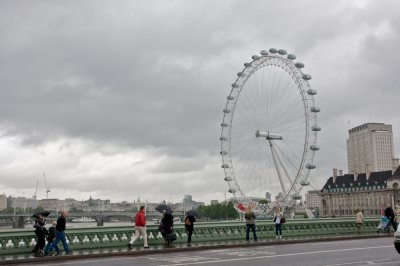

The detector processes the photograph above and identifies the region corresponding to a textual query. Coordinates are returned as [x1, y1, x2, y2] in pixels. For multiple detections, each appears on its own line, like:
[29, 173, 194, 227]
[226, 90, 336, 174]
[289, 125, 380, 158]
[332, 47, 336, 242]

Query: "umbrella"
[155, 204, 173, 214]
[32, 211, 51, 218]
[186, 210, 199, 217]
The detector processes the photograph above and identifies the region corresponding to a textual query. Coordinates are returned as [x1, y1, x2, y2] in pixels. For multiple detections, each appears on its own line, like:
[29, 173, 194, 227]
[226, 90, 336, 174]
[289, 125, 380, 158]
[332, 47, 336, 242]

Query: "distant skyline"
[1, 0, 400, 203]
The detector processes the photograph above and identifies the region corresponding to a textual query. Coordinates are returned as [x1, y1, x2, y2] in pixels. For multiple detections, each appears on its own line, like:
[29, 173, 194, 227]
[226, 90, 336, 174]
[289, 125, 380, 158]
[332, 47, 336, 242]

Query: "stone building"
[320, 166, 400, 217]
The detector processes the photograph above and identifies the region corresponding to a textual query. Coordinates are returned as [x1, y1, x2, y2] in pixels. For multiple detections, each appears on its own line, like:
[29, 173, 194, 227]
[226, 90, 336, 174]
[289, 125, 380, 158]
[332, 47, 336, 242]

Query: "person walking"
[273, 207, 284, 239]
[47, 210, 72, 255]
[127, 206, 149, 249]
[385, 204, 397, 232]
[355, 209, 364, 234]
[184, 215, 195, 245]
[244, 207, 257, 242]
[32, 214, 47, 257]
[44, 221, 60, 256]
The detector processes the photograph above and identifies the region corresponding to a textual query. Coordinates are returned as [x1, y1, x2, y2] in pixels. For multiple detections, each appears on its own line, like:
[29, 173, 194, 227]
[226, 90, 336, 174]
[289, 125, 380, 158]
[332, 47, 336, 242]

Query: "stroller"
[377, 216, 390, 233]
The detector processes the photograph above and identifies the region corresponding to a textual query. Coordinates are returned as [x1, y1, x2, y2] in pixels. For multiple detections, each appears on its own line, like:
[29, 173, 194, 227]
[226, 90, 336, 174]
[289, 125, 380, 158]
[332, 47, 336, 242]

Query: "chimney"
[366, 164, 371, 180]
[339, 170, 343, 176]
[392, 158, 400, 174]
[333, 168, 338, 183]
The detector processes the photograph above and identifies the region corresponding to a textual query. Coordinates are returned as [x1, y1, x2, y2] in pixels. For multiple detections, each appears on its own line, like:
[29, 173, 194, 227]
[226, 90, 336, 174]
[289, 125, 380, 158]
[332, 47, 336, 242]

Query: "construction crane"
[43, 171, 51, 199]
[33, 180, 38, 199]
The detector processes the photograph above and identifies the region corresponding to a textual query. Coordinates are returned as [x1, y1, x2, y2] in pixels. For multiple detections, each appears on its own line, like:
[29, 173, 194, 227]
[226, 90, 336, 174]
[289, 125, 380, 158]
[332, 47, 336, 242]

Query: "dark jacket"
[385, 207, 395, 221]
[56, 216, 66, 231]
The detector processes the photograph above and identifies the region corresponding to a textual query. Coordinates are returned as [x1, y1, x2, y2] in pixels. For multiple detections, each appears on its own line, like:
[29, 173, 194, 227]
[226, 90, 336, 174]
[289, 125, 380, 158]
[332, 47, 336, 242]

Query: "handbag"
[166, 233, 177, 241]
[281, 216, 286, 224]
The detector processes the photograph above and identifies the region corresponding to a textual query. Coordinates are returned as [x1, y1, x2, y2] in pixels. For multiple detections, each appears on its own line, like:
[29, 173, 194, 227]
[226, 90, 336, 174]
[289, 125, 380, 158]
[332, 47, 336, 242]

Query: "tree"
[198, 202, 238, 220]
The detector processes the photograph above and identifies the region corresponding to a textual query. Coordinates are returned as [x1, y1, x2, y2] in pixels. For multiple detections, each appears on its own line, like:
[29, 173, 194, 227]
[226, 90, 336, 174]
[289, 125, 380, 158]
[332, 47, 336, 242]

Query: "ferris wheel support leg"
[272, 145, 294, 186]
[269, 140, 287, 195]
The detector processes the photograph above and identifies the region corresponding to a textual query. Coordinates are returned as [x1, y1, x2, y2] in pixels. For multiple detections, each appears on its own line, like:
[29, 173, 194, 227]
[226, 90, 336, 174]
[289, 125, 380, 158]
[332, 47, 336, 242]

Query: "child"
[44, 221, 60, 256]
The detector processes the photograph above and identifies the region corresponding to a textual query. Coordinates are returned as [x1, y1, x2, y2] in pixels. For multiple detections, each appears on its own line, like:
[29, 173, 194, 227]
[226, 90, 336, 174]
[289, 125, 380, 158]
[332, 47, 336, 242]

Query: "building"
[11, 197, 38, 210]
[38, 198, 63, 211]
[0, 194, 7, 210]
[305, 190, 321, 209]
[210, 200, 219, 205]
[347, 123, 397, 175]
[320, 166, 400, 217]
[265, 192, 271, 202]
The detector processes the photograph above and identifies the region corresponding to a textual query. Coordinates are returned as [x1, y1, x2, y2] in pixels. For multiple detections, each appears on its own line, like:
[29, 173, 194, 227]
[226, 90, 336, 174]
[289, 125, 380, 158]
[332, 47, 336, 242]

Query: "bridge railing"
[0, 218, 381, 255]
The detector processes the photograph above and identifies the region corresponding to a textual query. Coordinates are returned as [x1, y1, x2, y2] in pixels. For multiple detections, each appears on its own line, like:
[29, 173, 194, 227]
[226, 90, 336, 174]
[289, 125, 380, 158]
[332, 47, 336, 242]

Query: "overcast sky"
[1, 0, 400, 204]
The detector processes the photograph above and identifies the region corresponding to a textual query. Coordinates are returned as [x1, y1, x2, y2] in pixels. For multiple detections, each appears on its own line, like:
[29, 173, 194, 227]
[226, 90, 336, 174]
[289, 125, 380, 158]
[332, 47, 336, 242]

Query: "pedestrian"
[160, 213, 174, 245]
[32, 214, 47, 257]
[127, 206, 149, 249]
[47, 210, 72, 255]
[384, 204, 397, 232]
[273, 207, 284, 239]
[184, 215, 195, 245]
[244, 207, 257, 242]
[44, 221, 60, 256]
[355, 209, 364, 234]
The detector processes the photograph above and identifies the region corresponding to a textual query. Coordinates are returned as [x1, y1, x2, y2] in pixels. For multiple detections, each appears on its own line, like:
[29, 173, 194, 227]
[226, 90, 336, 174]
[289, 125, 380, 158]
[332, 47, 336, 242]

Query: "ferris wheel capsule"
[252, 55, 260, 60]
[311, 124, 321, 131]
[310, 106, 320, 112]
[244, 63, 250, 67]
[269, 48, 278, 54]
[306, 163, 316, 169]
[300, 180, 310, 186]
[307, 89, 317, 95]
[287, 54, 296, 60]
[224, 177, 233, 181]
[228, 189, 236, 193]
[220, 151, 228, 155]
[227, 95, 235, 100]
[260, 50, 269, 56]
[278, 49, 287, 55]
[310, 145, 320, 151]
[302, 74, 312, 80]
[223, 109, 231, 113]
[295, 62, 305, 68]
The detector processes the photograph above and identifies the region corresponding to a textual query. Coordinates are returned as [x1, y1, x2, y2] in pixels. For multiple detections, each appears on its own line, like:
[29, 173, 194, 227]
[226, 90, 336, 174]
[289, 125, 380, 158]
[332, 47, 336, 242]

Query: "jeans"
[275, 223, 282, 236]
[48, 230, 70, 254]
[246, 224, 257, 241]
[44, 241, 60, 255]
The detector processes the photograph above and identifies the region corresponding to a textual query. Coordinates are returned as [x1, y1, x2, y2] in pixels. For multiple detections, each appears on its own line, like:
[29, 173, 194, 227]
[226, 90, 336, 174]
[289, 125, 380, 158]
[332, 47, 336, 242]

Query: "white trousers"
[129, 226, 148, 246]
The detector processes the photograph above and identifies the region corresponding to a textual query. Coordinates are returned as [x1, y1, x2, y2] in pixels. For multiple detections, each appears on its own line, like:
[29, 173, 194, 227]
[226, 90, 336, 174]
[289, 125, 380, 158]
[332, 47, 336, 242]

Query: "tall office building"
[347, 123, 396, 175]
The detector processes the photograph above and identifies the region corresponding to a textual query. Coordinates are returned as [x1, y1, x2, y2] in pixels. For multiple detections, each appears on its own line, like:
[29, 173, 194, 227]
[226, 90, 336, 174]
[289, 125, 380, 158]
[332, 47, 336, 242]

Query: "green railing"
[0, 218, 381, 255]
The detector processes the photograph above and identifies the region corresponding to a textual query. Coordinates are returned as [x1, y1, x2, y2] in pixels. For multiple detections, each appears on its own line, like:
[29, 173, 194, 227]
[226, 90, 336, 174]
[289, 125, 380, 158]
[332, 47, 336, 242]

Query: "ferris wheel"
[220, 48, 320, 213]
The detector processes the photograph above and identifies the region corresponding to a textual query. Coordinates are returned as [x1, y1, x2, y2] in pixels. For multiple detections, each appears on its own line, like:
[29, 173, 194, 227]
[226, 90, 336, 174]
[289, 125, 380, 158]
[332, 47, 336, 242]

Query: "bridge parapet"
[0, 218, 380, 256]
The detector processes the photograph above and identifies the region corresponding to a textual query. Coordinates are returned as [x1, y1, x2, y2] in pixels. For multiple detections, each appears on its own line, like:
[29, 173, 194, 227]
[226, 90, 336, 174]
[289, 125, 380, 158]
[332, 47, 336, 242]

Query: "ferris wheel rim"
[220, 49, 320, 213]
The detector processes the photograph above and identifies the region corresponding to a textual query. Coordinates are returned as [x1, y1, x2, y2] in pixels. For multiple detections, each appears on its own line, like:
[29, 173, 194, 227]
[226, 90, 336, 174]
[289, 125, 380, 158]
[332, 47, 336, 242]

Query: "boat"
[71, 216, 96, 223]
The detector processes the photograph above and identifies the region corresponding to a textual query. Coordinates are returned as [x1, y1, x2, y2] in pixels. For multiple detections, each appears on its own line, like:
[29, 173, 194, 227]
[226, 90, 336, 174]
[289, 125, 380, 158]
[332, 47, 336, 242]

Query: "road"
[19, 238, 399, 266]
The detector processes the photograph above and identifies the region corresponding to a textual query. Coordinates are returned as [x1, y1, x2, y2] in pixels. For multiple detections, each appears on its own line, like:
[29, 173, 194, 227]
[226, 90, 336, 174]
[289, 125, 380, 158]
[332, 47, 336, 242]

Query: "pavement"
[0, 233, 393, 265]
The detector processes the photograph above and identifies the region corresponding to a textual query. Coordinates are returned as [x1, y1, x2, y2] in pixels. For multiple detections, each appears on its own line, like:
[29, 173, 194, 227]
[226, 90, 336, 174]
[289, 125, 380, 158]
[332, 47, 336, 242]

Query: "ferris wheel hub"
[255, 130, 283, 140]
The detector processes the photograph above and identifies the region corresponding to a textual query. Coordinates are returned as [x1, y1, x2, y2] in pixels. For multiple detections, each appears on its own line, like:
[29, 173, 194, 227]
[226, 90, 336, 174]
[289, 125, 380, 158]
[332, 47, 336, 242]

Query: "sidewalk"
[0, 233, 392, 265]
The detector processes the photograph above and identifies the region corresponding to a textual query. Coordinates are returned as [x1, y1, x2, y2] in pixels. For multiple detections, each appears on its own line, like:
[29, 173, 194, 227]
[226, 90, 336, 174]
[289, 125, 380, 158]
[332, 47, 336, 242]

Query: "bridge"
[0, 217, 383, 257]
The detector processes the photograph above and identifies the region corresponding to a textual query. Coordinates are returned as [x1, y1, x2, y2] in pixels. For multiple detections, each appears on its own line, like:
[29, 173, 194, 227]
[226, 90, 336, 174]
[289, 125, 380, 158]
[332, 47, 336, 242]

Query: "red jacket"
[135, 210, 146, 226]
